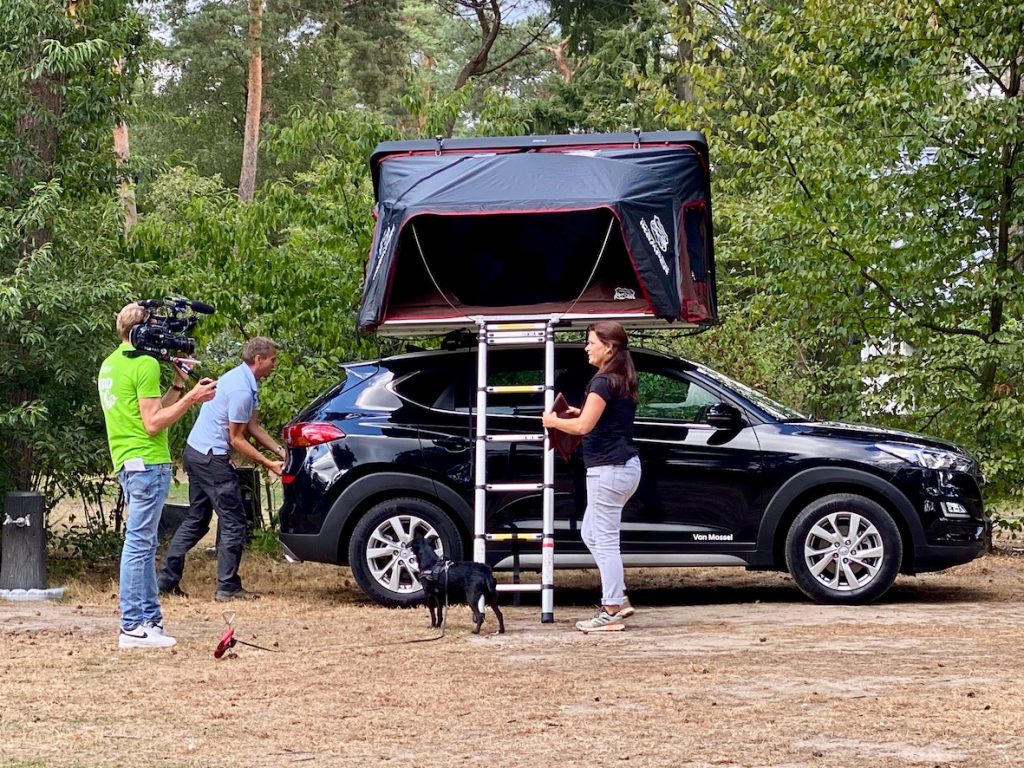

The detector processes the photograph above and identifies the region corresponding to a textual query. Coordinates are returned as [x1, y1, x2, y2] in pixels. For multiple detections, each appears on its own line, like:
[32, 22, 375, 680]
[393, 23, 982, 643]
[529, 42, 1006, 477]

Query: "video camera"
[127, 297, 215, 378]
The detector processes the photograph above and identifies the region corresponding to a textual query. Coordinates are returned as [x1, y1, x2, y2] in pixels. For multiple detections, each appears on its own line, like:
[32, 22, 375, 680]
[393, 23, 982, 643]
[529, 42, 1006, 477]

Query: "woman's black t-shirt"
[581, 373, 638, 468]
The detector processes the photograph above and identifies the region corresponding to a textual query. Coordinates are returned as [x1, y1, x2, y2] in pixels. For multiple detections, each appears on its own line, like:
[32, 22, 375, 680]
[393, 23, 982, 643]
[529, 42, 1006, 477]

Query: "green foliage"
[136, 0, 412, 184]
[638, 295, 813, 415]
[50, 519, 124, 567]
[0, 0, 149, 502]
[129, 108, 396, 443]
[247, 526, 283, 558]
[550, 0, 637, 55]
[6, 0, 1023, 523]
[653, 0, 1024, 494]
[397, 1, 562, 137]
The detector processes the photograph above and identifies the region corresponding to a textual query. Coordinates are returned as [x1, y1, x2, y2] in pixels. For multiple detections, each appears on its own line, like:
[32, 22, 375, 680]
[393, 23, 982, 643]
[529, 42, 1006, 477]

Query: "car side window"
[395, 367, 545, 415]
[636, 370, 722, 423]
[393, 370, 456, 409]
[354, 371, 402, 410]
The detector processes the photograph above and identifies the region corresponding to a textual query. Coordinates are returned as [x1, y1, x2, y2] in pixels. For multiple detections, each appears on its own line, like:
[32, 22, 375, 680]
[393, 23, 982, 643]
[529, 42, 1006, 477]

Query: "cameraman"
[159, 337, 284, 602]
[98, 302, 217, 650]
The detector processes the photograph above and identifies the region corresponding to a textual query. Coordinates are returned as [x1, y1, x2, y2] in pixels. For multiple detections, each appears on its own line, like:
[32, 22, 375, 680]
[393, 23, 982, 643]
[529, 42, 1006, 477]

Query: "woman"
[542, 320, 642, 632]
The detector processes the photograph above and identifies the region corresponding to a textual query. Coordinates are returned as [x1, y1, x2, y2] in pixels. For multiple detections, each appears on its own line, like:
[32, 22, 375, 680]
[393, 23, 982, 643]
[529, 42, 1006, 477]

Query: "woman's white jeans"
[582, 456, 641, 607]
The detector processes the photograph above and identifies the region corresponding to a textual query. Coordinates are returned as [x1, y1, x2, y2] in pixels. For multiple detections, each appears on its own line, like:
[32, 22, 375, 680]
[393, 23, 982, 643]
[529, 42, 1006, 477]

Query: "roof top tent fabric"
[357, 131, 717, 336]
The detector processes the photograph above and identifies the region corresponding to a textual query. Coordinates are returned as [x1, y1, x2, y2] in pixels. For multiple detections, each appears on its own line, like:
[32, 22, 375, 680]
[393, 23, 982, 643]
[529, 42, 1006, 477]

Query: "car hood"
[790, 421, 966, 454]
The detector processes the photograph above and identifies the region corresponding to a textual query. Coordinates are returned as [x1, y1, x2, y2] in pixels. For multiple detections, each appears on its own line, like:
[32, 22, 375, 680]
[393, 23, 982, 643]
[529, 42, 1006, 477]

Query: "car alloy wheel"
[365, 514, 439, 594]
[348, 496, 463, 607]
[801, 511, 884, 592]
[785, 493, 902, 605]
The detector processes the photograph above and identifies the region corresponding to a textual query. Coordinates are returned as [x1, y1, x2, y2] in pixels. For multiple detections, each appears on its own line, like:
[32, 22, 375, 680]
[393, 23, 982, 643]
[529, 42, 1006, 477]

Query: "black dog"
[408, 533, 505, 634]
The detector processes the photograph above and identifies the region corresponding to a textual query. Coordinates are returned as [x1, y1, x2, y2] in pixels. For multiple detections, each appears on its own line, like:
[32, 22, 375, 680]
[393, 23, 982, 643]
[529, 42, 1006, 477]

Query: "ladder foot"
[541, 612, 554, 623]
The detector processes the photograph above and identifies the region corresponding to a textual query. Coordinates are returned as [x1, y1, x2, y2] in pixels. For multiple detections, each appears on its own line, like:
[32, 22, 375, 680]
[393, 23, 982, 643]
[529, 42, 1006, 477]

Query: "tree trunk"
[5, 65, 61, 494]
[238, 0, 264, 202]
[542, 37, 576, 83]
[445, 0, 502, 137]
[675, 1, 694, 103]
[0, 492, 47, 590]
[111, 58, 137, 231]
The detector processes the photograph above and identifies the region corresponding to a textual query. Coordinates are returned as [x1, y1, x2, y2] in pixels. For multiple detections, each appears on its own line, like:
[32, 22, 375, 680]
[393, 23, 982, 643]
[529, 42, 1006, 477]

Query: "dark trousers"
[158, 445, 247, 594]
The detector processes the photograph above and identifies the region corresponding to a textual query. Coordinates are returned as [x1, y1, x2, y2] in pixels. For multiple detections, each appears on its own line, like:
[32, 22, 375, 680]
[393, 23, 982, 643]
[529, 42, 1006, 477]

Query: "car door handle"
[434, 437, 469, 451]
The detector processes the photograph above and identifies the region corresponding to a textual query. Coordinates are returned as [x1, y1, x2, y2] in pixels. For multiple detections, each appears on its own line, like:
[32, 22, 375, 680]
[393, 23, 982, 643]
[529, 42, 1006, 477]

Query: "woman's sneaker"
[617, 596, 635, 619]
[118, 624, 177, 649]
[576, 608, 626, 632]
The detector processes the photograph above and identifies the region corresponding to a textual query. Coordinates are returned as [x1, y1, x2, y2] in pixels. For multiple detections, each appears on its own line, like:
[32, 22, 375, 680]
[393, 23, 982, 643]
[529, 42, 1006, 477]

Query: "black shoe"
[159, 584, 189, 598]
[214, 588, 261, 602]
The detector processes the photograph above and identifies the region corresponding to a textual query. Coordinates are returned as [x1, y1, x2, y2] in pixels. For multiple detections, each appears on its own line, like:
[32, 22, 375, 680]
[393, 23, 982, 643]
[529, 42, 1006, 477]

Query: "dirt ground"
[2, 542, 1024, 768]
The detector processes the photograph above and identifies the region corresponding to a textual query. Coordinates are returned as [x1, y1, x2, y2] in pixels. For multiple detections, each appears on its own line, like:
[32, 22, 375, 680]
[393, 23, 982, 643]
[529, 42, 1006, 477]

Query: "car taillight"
[283, 422, 346, 448]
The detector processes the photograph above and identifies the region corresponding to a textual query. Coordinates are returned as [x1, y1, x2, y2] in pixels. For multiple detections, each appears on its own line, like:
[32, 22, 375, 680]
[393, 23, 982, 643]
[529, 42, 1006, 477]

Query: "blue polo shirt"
[186, 362, 259, 455]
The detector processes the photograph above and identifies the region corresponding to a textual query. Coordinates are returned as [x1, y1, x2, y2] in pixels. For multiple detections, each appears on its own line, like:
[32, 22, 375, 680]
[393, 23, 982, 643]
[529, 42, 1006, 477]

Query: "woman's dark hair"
[590, 321, 637, 401]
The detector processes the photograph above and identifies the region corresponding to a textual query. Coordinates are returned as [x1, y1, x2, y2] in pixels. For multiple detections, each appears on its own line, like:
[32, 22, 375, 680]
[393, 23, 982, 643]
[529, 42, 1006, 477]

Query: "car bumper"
[278, 538, 302, 563]
[911, 519, 991, 573]
[278, 531, 343, 565]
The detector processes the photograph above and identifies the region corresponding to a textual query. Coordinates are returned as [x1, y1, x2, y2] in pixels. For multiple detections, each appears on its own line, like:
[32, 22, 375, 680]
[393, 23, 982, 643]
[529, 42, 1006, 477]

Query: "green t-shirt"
[97, 343, 171, 472]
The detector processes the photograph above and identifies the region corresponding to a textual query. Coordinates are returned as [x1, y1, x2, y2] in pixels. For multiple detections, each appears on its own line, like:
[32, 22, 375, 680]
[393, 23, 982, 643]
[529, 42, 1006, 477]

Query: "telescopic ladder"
[474, 317, 557, 623]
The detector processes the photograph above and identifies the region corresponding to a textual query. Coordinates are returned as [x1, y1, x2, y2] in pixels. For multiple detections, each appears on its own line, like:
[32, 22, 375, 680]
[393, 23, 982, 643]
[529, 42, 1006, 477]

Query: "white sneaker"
[119, 624, 177, 649]
[575, 608, 626, 633]
[143, 620, 167, 634]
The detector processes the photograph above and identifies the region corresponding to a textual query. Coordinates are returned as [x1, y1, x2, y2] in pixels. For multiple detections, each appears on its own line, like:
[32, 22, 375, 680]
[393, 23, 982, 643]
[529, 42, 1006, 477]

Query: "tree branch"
[478, 17, 557, 78]
[929, 4, 1012, 96]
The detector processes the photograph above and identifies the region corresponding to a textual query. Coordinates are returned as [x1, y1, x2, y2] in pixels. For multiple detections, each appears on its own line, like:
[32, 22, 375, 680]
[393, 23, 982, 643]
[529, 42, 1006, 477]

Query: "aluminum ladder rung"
[485, 322, 548, 332]
[485, 384, 545, 394]
[496, 583, 543, 593]
[484, 434, 544, 443]
[485, 333, 546, 346]
[484, 532, 543, 542]
[484, 482, 544, 492]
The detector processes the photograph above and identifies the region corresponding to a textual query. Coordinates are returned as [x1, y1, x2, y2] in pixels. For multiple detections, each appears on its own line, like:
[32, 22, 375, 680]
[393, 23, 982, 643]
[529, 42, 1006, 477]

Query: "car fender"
[324, 471, 474, 559]
[752, 466, 925, 567]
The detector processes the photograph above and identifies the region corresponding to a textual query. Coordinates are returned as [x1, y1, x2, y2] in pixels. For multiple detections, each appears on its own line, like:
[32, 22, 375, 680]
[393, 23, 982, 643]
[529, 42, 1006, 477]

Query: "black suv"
[278, 345, 989, 606]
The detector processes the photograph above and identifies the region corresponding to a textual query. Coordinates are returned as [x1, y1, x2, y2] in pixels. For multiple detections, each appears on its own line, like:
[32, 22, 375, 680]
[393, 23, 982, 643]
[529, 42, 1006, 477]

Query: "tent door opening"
[384, 208, 647, 323]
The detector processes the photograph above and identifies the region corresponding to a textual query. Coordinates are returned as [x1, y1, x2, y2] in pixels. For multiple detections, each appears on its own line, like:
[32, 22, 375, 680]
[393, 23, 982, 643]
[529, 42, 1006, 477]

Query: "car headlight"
[876, 442, 974, 472]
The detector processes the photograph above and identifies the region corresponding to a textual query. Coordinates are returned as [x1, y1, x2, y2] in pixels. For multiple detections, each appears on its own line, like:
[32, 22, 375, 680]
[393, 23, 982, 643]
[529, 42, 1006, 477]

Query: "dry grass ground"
[2, 539, 1024, 768]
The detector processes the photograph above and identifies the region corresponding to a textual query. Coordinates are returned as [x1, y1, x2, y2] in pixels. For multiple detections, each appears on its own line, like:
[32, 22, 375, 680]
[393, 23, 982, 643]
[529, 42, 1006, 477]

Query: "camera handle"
[170, 356, 202, 382]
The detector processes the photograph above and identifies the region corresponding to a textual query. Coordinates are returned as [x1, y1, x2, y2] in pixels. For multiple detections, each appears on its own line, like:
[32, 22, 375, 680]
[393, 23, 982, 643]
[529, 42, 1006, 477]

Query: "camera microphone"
[189, 300, 216, 315]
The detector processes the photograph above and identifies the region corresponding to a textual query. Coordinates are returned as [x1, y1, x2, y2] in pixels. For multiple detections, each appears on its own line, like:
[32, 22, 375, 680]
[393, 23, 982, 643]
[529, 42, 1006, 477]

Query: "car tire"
[785, 493, 902, 605]
[347, 496, 463, 607]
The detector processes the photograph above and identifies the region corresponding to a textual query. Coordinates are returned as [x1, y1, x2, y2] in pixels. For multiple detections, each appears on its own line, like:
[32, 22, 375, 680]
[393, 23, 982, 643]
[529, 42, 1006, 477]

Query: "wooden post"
[0, 492, 47, 590]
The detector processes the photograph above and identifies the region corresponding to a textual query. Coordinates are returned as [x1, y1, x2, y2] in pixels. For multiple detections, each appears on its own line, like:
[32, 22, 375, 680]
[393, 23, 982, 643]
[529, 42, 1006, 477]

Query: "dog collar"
[420, 559, 453, 582]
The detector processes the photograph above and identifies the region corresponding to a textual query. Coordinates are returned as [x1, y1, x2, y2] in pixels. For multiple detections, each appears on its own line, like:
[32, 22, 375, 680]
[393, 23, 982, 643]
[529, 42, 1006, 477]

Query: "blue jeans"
[582, 456, 642, 607]
[118, 463, 171, 631]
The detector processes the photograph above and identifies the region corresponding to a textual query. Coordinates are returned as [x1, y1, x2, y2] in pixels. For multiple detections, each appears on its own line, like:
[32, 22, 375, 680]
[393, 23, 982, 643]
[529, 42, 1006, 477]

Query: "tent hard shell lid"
[358, 131, 717, 337]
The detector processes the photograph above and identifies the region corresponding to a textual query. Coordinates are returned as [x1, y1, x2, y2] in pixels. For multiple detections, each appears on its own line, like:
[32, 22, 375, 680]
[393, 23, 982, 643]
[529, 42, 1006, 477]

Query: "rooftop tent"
[357, 132, 717, 336]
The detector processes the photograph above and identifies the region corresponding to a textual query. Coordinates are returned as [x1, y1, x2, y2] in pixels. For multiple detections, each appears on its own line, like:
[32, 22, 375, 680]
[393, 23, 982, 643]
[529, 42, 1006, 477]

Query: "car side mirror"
[706, 402, 743, 430]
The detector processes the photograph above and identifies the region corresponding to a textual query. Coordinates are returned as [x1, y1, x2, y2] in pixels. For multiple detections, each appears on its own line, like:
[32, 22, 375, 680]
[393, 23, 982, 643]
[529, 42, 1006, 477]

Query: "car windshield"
[695, 364, 808, 421]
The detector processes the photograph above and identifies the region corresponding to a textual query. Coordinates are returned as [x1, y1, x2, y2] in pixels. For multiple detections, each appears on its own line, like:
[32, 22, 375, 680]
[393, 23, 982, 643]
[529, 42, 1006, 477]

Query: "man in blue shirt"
[158, 337, 285, 601]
